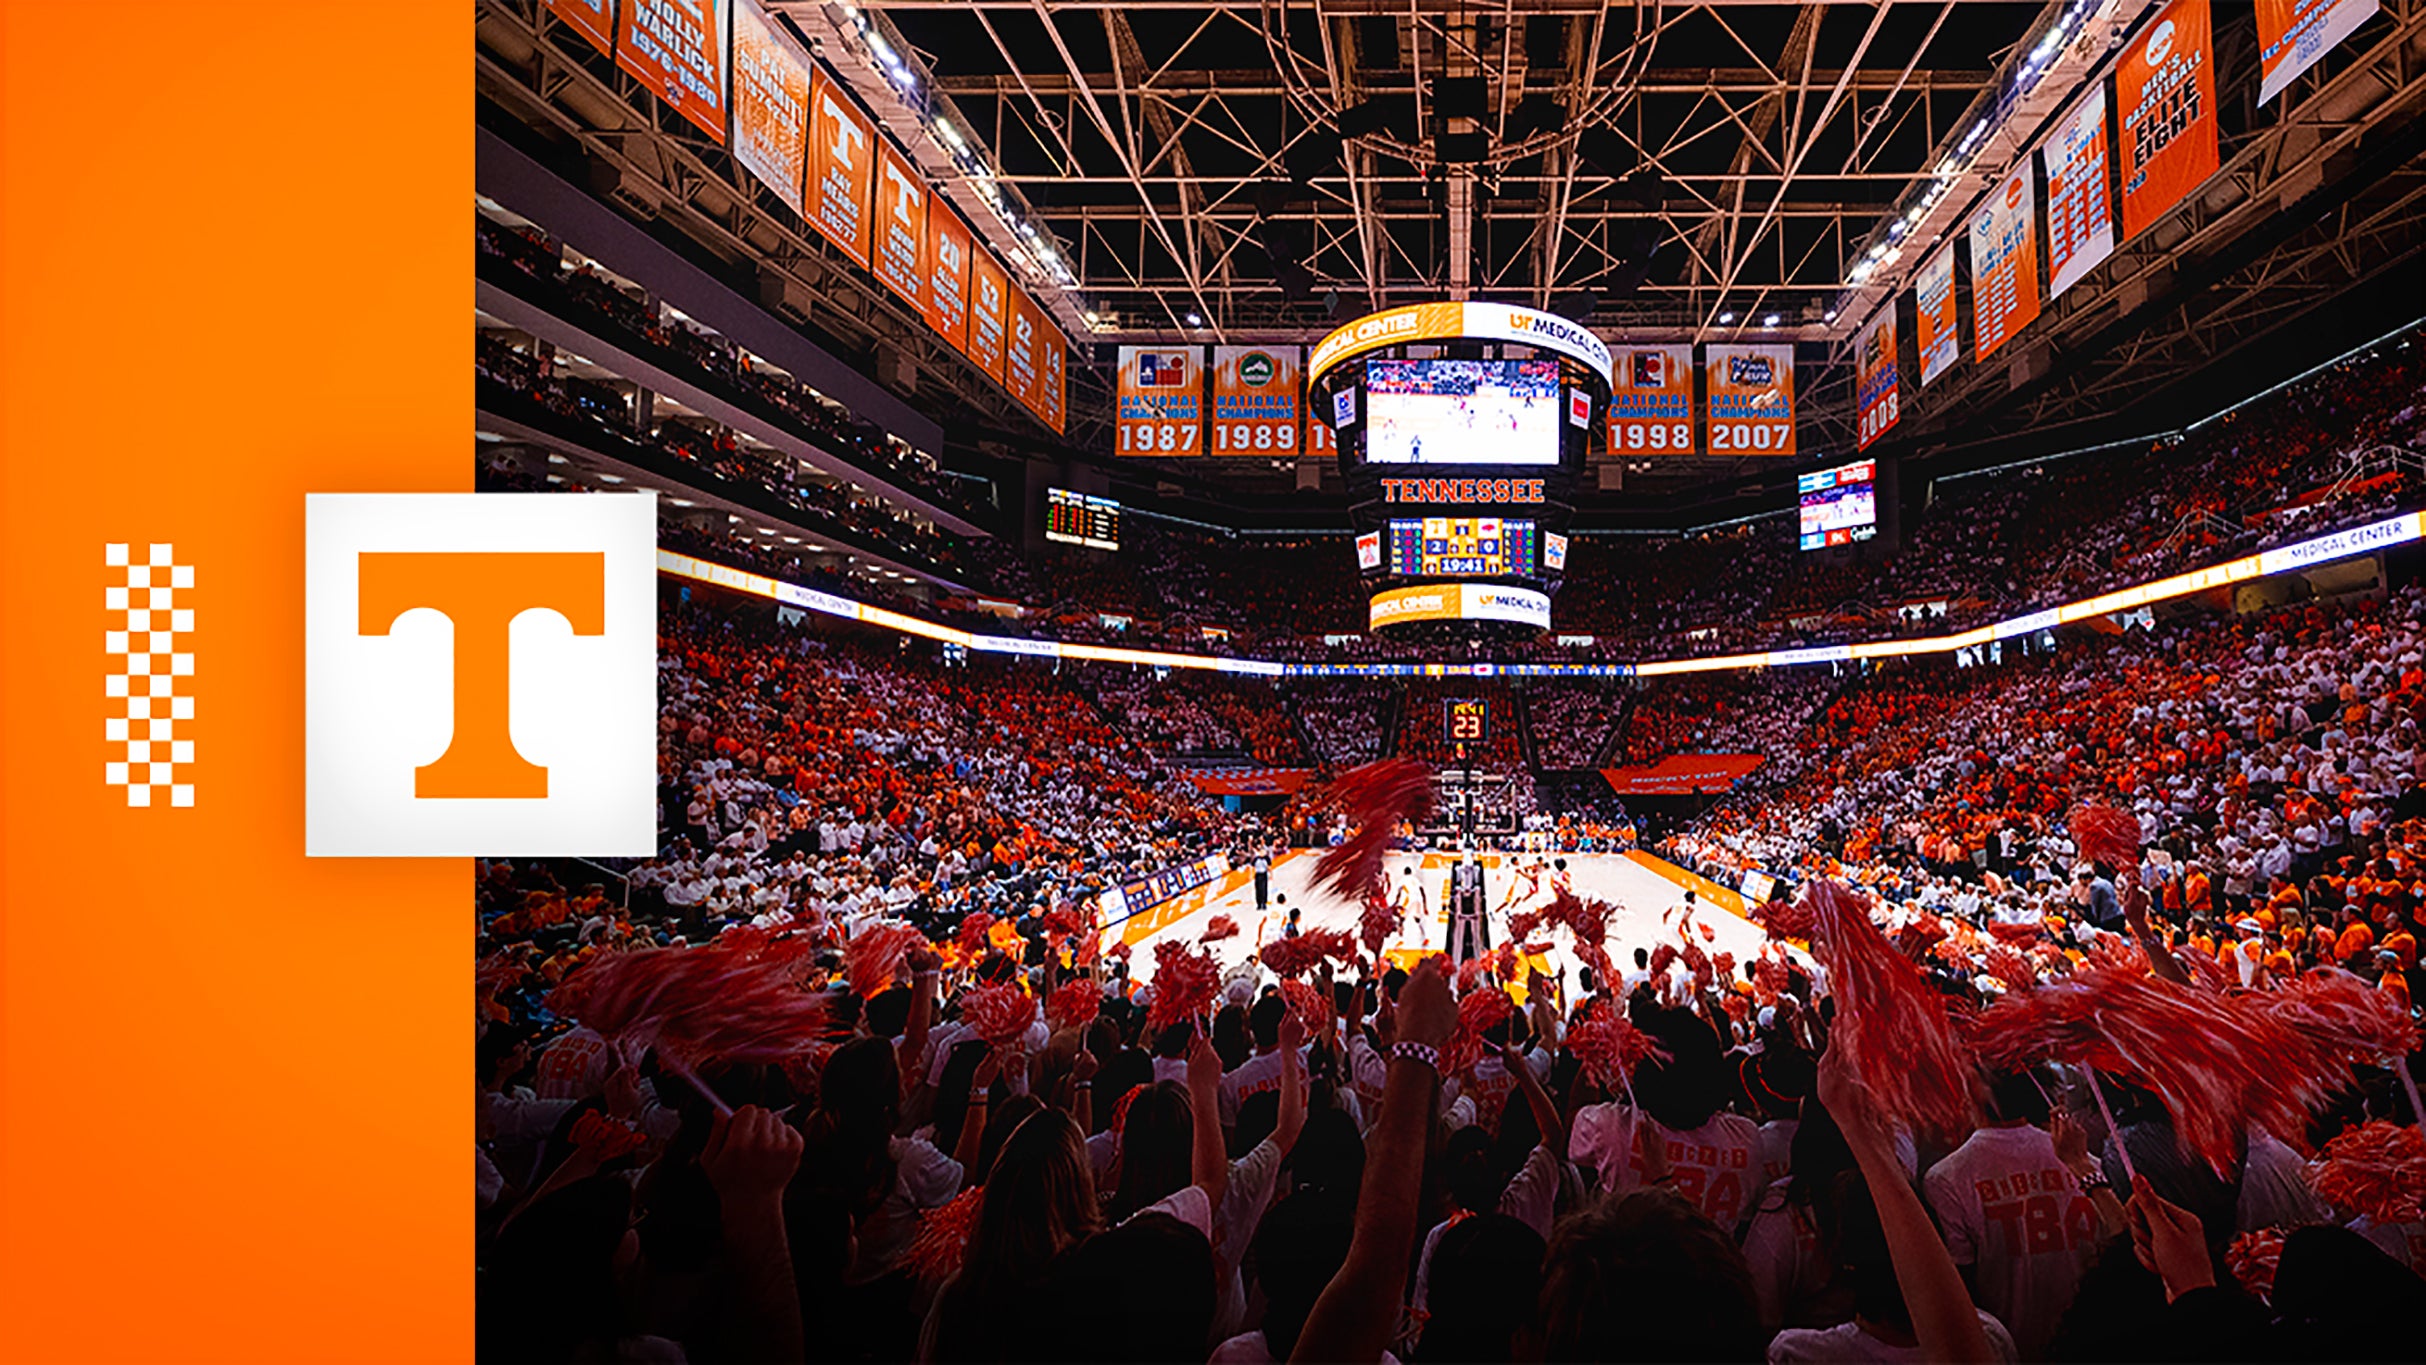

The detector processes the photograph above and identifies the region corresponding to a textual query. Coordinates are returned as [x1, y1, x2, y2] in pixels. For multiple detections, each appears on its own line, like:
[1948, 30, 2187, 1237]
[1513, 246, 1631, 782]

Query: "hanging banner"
[807, 67, 874, 266]
[1702, 344, 1797, 457]
[1116, 346, 1204, 456]
[1004, 284, 1044, 413]
[2258, 0, 2378, 102]
[615, 0, 729, 143]
[730, 0, 810, 217]
[924, 202, 972, 352]
[2042, 85, 2117, 299]
[966, 248, 1009, 380]
[1915, 243, 1961, 385]
[1036, 321, 1068, 435]
[872, 142, 927, 313]
[1968, 167, 2041, 361]
[1855, 311, 1900, 451]
[1210, 347, 1303, 456]
[1606, 343, 1696, 456]
[548, 0, 616, 56]
[2118, 0, 2220, 240]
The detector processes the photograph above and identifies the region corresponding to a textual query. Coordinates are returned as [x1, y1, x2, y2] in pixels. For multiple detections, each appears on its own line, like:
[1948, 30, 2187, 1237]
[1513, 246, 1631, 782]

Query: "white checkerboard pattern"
[104, 543, 195, 808]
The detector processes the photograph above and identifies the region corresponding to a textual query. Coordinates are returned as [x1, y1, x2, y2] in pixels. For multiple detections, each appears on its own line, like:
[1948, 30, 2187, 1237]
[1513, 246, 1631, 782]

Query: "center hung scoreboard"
[1306, 302, 1610, 637]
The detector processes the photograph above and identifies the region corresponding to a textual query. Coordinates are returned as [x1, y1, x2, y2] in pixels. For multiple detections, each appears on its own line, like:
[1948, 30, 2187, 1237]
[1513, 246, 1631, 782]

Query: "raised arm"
[1291, 960, 1457, 1364]
[701, 1105, 808, 1365]
[1276, 1011, 1309, 1154]
[1187, 1027, 1230, 1209]
[1501, 1039, 1566, 1156]
[1817, 1045, 1994, 1365]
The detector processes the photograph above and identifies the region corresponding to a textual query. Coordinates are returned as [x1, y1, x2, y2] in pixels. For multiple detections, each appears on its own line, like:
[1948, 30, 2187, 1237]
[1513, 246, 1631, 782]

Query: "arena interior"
[473, 2, 2426, 1361]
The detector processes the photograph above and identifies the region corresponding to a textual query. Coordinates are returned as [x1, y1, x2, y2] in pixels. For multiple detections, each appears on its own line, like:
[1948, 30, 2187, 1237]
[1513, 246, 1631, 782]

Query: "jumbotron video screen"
[1364, 358, 1563, 464]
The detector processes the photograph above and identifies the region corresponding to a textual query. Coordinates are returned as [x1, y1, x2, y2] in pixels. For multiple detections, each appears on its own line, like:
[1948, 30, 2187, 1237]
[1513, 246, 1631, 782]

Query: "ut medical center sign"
[304, 494, 659, 856]
[1368, 582, 1552, 630]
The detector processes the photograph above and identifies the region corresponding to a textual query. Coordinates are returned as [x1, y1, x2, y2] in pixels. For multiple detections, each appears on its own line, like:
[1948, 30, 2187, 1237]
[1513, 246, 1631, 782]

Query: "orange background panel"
[0, 3, 464, 1360]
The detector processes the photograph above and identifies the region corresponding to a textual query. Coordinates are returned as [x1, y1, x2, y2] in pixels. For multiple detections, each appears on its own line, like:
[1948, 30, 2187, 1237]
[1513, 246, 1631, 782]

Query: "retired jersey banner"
[730, 0, 810, 216]
[872, 142, 927, 313]
[2042, 86, 2117, 299]
[1703, 344, 1797, 457]
[808, 67, 875, 266]
[1004, 284, 1044, 413]
[548, 0, 616, 56]
[2258, 0, 2378, 102]
[1606, 344, 1696, 456]
[966, 247, 1009, 379]
[1210, 347, 1302, 456]
[1915, 243, 1961, 385]
[615, 0, 729, 143]
[1116, 346, 1204, 455]
[2118, 0, 2219, 240]
[924, 202, 972, 351]
[1854, 311, 1900, 451]
[1035, 322, 1068, 434]
[1968, 167, 2041, 361]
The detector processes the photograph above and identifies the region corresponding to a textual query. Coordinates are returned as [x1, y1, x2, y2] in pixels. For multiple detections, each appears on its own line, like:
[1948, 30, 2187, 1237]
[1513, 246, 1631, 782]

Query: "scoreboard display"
[1046, 487, 1120, 551]
[1445, 698, 1490, 745]
[1387, 517, 1538, 577]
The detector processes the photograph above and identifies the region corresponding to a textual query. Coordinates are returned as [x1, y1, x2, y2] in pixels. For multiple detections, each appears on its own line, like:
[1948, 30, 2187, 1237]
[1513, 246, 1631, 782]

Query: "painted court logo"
[305, 493, 658, 857]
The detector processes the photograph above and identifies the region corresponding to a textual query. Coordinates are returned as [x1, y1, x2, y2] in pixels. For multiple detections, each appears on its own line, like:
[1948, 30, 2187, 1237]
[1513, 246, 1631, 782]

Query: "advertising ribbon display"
[1309, 302, 1612, 386]
[1854, 311, 1900, 452]
[1606, 343, 1696, 456]
[1915, 243, 1961, 386]
[1702, 344, 1797, 456]
[1210, 347, 1303, 456]
[730, 0, 810, 217]
[1368, 583, 1553, 630]
[2118, 0, 2220, 240]
[1116, 346, 1204, 455]
[1968, 167, 2042, 361]
[2043, 85, 2117, 299]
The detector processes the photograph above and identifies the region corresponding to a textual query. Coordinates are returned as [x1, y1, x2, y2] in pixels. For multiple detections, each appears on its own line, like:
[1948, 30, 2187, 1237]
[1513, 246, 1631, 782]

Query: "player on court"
[1664, 887, 1700, 942]
[1394, 865, 1430, 943]
[1495, 855, 1547, 918]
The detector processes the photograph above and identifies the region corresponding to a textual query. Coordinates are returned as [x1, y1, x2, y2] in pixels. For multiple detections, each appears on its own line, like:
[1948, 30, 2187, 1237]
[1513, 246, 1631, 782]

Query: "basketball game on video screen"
[1364, 358, 1562, 464]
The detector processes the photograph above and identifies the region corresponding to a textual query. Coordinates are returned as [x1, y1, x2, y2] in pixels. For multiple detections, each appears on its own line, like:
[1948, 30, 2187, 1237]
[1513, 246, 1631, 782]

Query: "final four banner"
[1702, 344, 1797, 457]
[2042, 85, 2117, 300]
[2258, 0, 2379, 102]
[1855, 312, 1900, 452]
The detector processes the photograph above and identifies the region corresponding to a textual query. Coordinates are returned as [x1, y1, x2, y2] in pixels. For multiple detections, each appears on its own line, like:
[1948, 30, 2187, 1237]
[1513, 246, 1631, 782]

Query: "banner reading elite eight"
[616, 0, 729, 143]
[2259, 0, 2377, 103]
[1916, 243, 1961, 385]
[966, 248, 1009, 380]
[548, 0, 616, 56]
[2043, 86, 2116, 299]
[924, 203, 972, 351]
[872, 142, 927, 314]
[1116, 346, 1203, 455]
[2118, 0, 2220, 240]
[1210, 347, 1302, 455]
[1606, 344, 1696, 455]
[1702, 344, 1796, 456]
[1855, 311, 1900, 451]
[1968, 168, 2041, 361]
[808, 67, 874, 266]
[730, 0, 809, 216]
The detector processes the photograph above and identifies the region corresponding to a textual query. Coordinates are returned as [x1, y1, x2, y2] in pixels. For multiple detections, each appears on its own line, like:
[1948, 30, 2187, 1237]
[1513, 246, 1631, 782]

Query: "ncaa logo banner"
[304, 494, 659, 857]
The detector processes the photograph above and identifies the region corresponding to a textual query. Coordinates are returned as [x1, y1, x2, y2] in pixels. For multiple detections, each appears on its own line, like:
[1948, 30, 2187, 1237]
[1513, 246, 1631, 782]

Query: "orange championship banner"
[1854, 310, 1899, 451]
[2117, 0, 2219, 241]
[2, 3, 465, 1356]
[729, 0, 810, 217]
[1606, 343, 1696, 456]
[872, 140, 927, 313]
[548, 0, 616, 56]
[2259, 0, 2379, 102]
[1915, 242, 1961, 385]
[1004, 282, 1044, 413]
[966, 245, 1009, 379]
[1968, 166, 2041, 361]
[925, 199, 973, 350]
[808, 65, 875, 266]
[1702, 343, 1797, 456]
[1117, 344, 1205, 455]
[614, 0, 729, 143]
[1210, 345, 1303, 455]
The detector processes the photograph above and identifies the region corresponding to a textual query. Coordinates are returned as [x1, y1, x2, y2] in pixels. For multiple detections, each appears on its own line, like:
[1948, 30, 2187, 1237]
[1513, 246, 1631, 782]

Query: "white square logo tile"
[305, 493, 657, 856]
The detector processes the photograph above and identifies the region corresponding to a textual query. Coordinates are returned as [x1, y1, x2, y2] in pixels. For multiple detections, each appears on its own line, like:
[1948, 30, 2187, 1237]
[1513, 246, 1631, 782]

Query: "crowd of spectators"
[1524, 682, 1630, 769]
